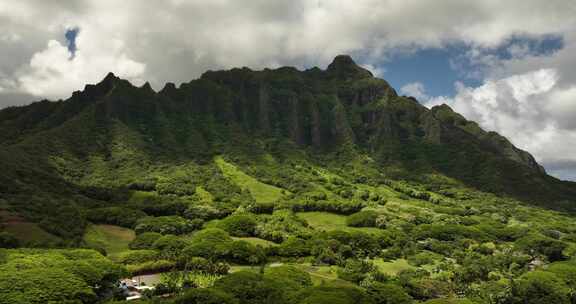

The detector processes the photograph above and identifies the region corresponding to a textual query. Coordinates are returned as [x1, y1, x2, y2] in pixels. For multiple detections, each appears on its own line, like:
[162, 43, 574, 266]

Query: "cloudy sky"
[1, 0, 576, 180]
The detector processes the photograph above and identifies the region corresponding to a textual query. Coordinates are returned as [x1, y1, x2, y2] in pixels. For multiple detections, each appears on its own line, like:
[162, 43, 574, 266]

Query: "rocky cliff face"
[1, 55, 572, 205]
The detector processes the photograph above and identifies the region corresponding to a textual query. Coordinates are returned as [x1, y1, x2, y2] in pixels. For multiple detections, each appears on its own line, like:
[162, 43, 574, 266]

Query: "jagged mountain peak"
[1, 56, 574, 207]
[326, 54, 373, 80]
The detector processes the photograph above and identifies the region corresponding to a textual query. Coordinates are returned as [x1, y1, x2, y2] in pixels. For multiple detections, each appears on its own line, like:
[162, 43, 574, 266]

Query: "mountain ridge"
[0, 55, 575, 244]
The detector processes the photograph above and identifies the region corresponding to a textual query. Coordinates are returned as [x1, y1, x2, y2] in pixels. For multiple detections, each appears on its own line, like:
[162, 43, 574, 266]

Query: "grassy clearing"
[215, 156, 286, 203]
[83, 224, 135, 261]
[372, 258, 415, 275]
[296, 211, 381, 234]
[296, 212, 348, 231]
[232, 237, 278, 247]
[294, 264, 355, 287]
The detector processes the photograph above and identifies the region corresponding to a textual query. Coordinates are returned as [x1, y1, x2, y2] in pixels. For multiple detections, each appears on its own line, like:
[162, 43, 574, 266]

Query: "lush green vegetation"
[1, 56, 576, 303]
[0, 249, 126, 303]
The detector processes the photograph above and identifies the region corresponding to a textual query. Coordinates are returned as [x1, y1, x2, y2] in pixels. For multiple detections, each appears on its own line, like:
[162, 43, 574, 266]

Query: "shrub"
[278, 237, 310, 257]
[511, 271, 570, 304]
[264, 265, 313, 292]
[86, 207, 147, 228]
[183, 228, 237, 260]
[182, 229, 234, 261]
[407, 251, 440, 267]
[218, 214, 257, 237]
[180, 257, 230, 275]
[152, 235, 189, 255]
[338, 259, 376, 283]
[185, 204, 226, 220]
[0, 249, 126, 303]
[413, 224, 486, 242]
[0, 232, 19, 248]
[134, 216, 202, 235]
[515, 234, 568, 261]
[119, 250, 159, 264]
[129, 232, 163, 250]
[190, 228, 233, 243]
[127, 259, 176, 275]
[227, 240, 267, 265]
[255, 210, 310, 242]
[347, 211, 378, 227]
[175, 288, 238, 304]
[213, 271, 287, 304]
[366, 282, 413, 304]
[292, 286, 374, 304]
[135, 196, 189, 216]
[290, 199, 365, 215]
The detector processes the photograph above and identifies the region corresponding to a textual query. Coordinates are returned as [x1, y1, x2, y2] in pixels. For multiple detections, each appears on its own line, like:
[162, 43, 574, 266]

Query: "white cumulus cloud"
[430, 69, 576, 180]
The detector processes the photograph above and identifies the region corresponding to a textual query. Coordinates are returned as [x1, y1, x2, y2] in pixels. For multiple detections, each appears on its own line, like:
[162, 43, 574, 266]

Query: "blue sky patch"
[65, 27, 80, 58]
[370, 34, 564, 99]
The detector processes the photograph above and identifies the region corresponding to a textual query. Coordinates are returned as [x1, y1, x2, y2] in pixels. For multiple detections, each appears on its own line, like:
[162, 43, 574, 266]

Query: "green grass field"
[215, 156, 286, 203]
[372, 258, 415, 275]
[296, 211, 348, 231]
[295, 211, 381, 233]
[83, 224, 135, 261]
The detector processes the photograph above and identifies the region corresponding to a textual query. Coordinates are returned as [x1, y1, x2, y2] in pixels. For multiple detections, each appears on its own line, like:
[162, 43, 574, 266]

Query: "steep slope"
[0, 55, 574, 243]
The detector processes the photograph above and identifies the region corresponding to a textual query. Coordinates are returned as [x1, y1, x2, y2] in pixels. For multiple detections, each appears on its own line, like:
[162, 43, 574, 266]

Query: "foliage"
[510, 271, 571, 304]
[264, 265, 313, 293]
[218, 214, 258, 237]
[366, 282, 413, 304]
[86, 207, 146, 227]
[118, 249, 158, 264]
[174, 288, 238, 304]
[126, 259, 176, 275]
[292, 285, 374, 304]
[0, 249, 126, 303]
[515, 234, 568, 261]
[213, 271, 287, 304]
[129, 232, 163, 250]
[2, 60, 576, 304]
[0, 232, 19, 248]
[347, 210, 379, 227]
[255, 209, 310, 242]
[338, 259, 377, 283]
[182, 228, 265, 264]
[134, 216, 202, 235]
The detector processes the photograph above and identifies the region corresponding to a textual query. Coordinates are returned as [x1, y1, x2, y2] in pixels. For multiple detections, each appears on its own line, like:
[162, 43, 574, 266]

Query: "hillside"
[0, 55, 574, 243]
[1, 55, 576, 303]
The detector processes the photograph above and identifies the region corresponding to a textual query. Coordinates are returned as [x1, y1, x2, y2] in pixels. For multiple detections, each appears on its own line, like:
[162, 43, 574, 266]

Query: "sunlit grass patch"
[296, 212, 347, 231]
[372, 258, 415, 275]
[83, 224, 135, 261]
[296, 211, 382, 233]
[215, 156, 286, 203]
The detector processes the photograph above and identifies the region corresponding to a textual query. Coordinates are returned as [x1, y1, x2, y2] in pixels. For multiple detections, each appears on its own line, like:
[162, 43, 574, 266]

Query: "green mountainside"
[1, 55, 576, 303]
